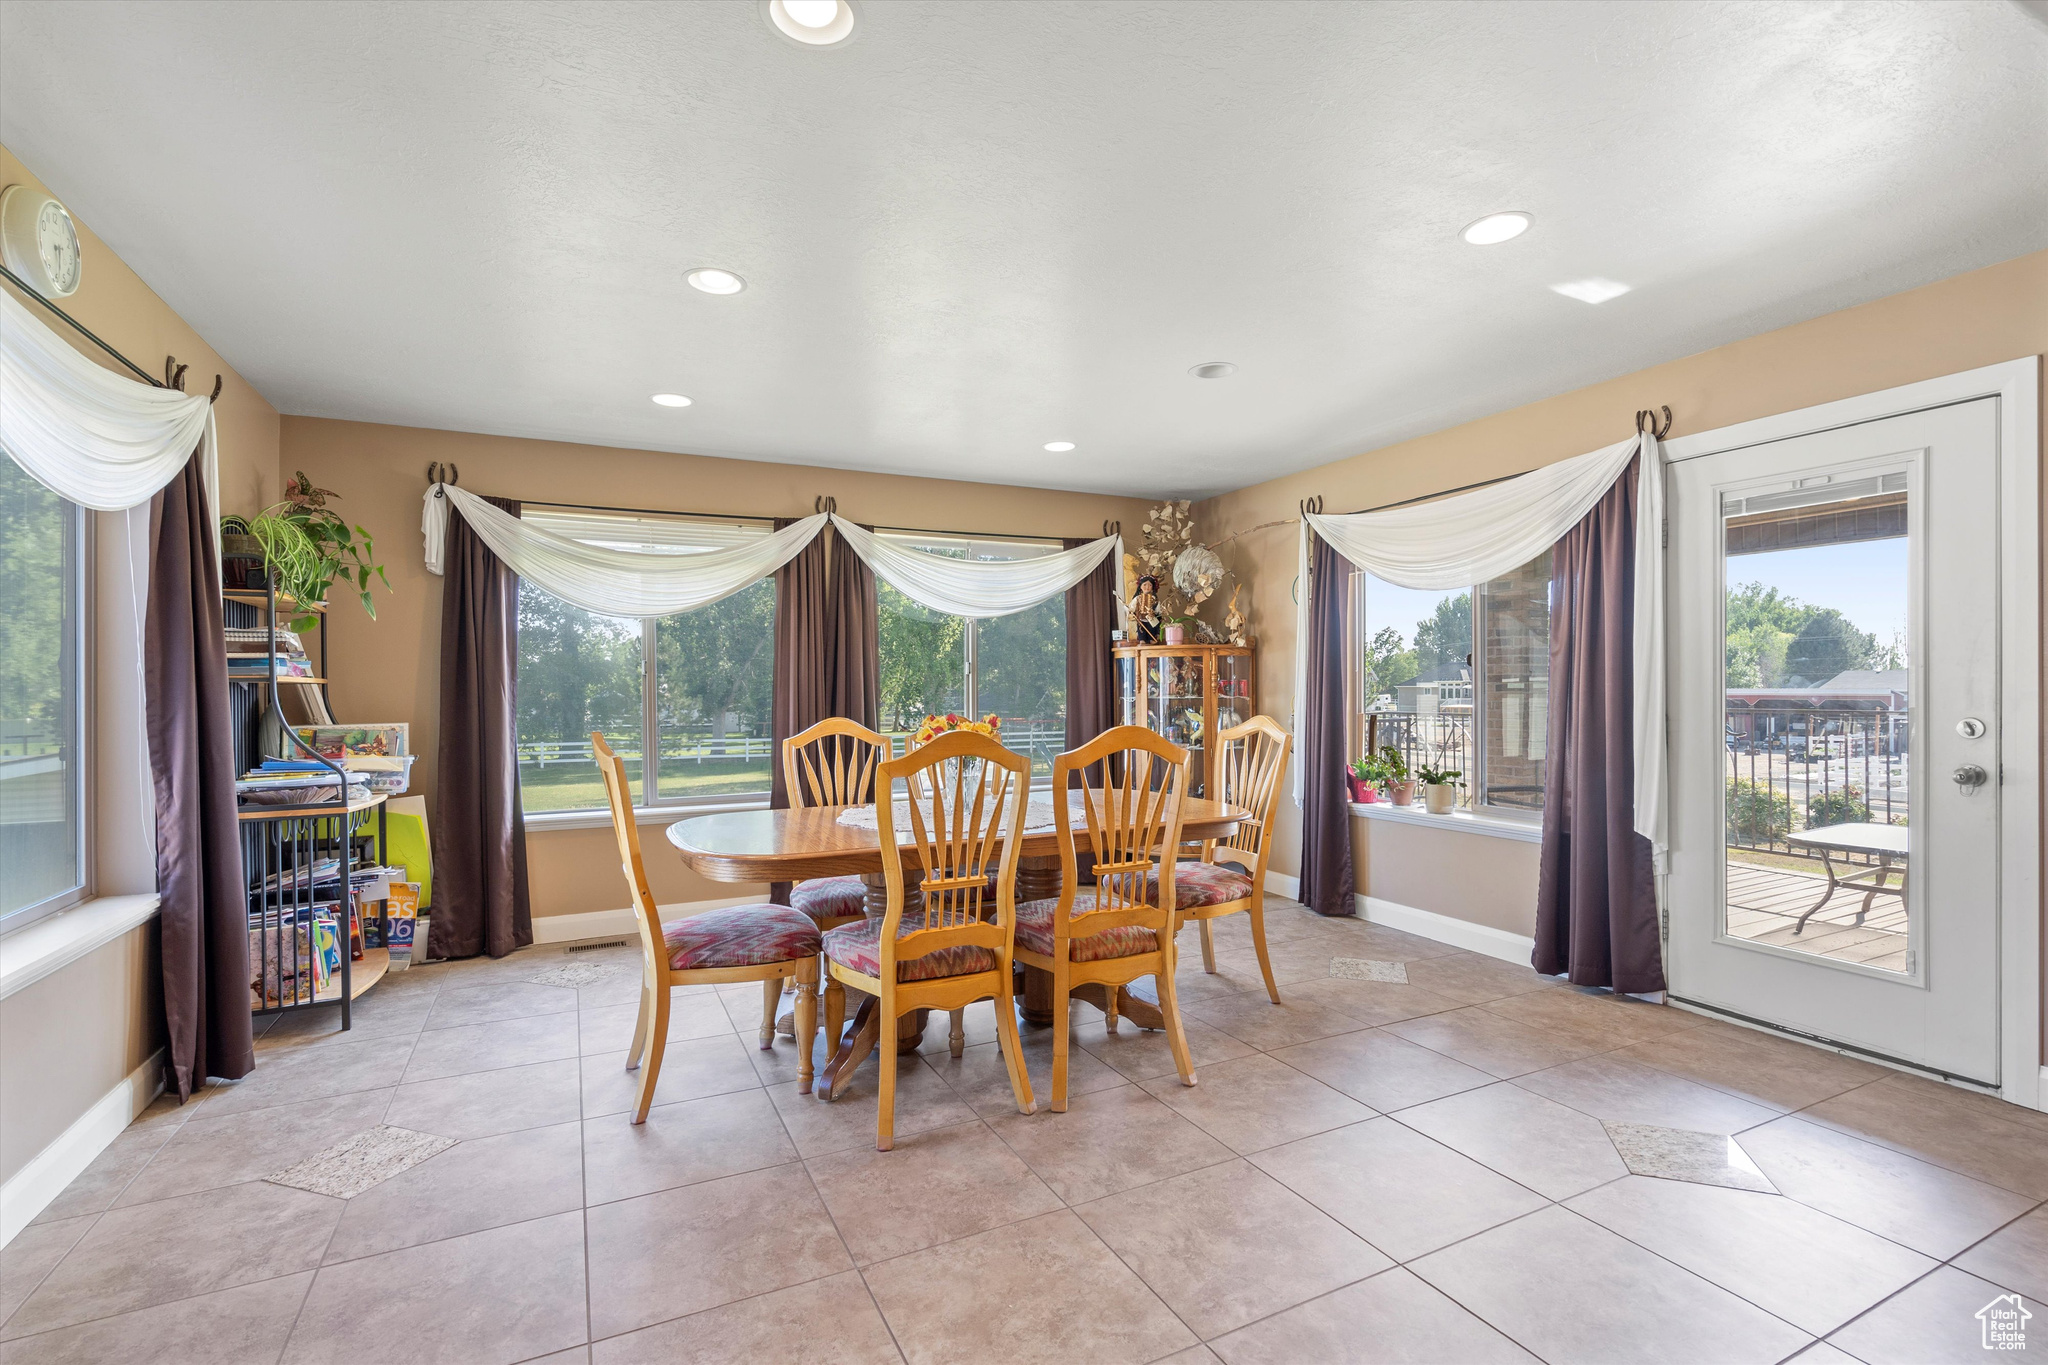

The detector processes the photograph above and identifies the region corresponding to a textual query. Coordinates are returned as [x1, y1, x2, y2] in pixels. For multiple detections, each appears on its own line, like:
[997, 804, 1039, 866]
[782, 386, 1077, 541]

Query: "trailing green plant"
[1376, 743, 1410, 783]
[1417, 763, 1462, 786]
[1727, 777, 1792, 844]
[1806, 784, 1873, 828]
[222, 472, 387, 631]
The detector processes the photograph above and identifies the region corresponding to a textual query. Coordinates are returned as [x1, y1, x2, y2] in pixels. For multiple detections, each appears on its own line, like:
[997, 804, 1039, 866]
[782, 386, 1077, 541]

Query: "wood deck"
[1724, 858, 1909, 973]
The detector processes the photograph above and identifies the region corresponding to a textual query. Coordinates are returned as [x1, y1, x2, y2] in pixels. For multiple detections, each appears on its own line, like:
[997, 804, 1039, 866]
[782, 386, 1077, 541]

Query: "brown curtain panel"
[1298, 534, 1356, 917]
[826, 523, 880, 730]
[430, 494, 531, 959]
[1064, 536, 1117, 776]
[767, 520, 831, 903]
[148, 457, 253, 1100]
[1534, 459, 1664, 992]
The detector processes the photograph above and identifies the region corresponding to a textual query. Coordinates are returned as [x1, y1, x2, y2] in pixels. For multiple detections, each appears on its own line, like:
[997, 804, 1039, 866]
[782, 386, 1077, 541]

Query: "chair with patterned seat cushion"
[593, 732, 820, 1123]
[1015, 725, 1199, 1111]
[820, 730, 1035, 1150]
[789, 874, 869, 925]
[781, 720, 889, 935]
[1142, 715, 1291, 1004]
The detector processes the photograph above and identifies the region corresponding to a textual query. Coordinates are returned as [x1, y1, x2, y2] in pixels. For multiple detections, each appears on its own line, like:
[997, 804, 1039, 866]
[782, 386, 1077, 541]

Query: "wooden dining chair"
[1149, 714, 1292, 1004]
[819, 729, 1035, 1150]
[1016, 726, 1198, 1110]
[781, 718, 888, 930]
[592, 731, 821, 1121]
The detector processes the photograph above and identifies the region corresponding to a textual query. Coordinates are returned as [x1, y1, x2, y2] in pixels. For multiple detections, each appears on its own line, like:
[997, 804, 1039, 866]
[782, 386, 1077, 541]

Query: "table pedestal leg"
[1014, 855, 1065, 1027]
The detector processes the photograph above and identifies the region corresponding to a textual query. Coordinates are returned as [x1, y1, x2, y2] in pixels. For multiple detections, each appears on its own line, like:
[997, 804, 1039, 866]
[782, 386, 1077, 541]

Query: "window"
[876, 534, 1067, 780]
[1, 456, 87, 929]
[516, 509, 776, 814]
[1350, 551, 1550, 813]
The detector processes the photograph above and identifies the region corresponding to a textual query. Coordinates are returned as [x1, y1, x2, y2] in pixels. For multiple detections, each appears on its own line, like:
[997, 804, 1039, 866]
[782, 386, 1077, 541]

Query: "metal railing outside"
[1724, 707, 1908, 868]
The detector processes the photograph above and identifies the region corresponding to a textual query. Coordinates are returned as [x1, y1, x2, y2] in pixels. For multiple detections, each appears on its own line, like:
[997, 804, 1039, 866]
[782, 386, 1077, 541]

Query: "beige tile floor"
[3, 899, 2044, 1364]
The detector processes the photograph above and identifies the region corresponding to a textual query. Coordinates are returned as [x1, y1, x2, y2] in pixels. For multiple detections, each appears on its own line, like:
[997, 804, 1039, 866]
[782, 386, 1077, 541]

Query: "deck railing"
[1725, 707, 1908, 866]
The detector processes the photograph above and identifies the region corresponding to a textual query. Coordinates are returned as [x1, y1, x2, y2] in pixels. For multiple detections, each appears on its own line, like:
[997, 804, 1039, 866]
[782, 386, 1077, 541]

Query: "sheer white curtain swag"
[421, 483, 827, 619]
[828, 514, 1124, 621]
[1, 287, 218, 516]
[1290, 432, 1665, 858]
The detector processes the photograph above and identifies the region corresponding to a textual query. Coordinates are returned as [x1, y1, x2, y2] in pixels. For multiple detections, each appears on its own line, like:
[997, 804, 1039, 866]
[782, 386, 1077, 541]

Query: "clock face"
[36, 200, 80, 295]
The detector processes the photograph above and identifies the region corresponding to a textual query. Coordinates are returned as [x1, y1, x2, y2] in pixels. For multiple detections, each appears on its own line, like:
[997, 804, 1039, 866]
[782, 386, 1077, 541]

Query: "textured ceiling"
[2, 1, 2044, 498]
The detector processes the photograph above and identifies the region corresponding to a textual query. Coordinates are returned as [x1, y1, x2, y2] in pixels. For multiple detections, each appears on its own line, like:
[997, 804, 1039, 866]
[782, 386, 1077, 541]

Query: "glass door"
[1666, 398, 2001, 1084]
[1150, 651, 1207, 795]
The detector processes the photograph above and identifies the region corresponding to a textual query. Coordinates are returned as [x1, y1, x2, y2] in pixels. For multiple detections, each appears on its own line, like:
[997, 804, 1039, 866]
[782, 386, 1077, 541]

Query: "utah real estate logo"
[1977, 1293, 2031, 1352]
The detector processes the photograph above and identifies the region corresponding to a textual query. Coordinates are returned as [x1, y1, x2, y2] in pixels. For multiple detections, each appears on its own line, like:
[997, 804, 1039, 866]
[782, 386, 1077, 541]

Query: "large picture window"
[1, 457, 87, 929]
[1350, 551, 1550, 813]
[517, 509, 776, 814]
[877, 533, 1067, 779]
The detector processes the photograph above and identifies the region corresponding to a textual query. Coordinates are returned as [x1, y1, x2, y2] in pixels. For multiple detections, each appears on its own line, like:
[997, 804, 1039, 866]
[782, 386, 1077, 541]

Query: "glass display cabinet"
[1111, 643, 1256, 798]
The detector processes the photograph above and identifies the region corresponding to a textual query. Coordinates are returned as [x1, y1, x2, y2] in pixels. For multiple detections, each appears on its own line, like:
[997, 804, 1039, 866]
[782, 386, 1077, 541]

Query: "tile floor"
[3, 899, 2044, 1364]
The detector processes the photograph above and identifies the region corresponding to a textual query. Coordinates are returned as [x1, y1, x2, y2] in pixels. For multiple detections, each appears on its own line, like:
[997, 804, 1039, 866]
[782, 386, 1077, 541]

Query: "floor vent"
[566, 939, 630, 953]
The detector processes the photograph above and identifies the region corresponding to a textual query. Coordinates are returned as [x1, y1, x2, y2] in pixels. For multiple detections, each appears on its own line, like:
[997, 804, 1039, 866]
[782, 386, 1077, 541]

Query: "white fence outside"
[519, 720, 1069, 770]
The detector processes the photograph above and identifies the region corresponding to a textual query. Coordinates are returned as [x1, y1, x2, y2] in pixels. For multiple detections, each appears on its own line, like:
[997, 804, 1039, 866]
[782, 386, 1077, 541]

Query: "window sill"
[0, 894, 161, 1002]
[525, 798, 770, 833]
[1350, 801, 1544, 844]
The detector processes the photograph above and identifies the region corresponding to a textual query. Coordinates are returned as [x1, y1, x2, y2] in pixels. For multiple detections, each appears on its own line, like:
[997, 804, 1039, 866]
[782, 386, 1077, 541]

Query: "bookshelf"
[224, 567, 391, 1031]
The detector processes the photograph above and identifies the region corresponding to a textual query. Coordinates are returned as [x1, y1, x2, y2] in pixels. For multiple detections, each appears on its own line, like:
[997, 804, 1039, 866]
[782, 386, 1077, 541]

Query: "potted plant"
[1348, 754, 1385, 803]
[221, 472, 388, 630]
[1417, 763, 1463, 814]
[1163, 615, 1193, 645]
[1378, 744, 1416, 806]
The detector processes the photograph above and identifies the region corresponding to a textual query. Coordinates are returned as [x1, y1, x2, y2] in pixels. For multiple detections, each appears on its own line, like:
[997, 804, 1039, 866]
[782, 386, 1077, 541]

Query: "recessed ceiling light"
[1189, 361, 1236, 379]
[651, 393, 693, 407]
[1550, 278, 1632, 304]
[1460, 211, 1532, 246]
[686, 268, 746, 295]
[1043, 441, 1076, 452]
[766, 0, 857, 45]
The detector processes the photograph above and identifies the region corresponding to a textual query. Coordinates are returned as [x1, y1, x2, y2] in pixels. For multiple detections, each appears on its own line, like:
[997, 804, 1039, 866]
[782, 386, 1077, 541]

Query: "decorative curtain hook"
[208, 374, 223, 404]
[1103, 519, 1120, 538]
[814, 495, 837, 515]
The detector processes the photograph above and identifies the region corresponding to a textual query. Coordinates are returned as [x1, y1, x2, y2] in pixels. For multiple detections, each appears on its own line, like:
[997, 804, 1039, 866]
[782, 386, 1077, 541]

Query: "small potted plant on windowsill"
[1418, 763, 1463, 814]
[1378, 744, 1416, 806]
[1348, 755, 1385, 803]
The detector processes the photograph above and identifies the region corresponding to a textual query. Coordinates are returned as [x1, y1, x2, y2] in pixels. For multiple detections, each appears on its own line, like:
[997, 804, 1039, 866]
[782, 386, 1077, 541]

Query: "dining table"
[667, 792, 1247, 1100]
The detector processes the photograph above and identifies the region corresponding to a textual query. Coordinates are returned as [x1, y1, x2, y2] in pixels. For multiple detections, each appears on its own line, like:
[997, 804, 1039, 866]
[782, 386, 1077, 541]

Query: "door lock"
[1953, 763, 1989, 793]
[1955, 717, 1987, 740]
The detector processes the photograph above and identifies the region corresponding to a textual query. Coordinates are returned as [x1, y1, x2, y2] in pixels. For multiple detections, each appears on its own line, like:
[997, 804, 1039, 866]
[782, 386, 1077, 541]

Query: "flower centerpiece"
[910, 713, 1002, 747]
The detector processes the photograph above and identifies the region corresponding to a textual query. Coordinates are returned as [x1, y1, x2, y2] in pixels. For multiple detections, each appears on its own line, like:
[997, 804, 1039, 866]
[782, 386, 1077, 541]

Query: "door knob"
[1953, 763, 1989, 792]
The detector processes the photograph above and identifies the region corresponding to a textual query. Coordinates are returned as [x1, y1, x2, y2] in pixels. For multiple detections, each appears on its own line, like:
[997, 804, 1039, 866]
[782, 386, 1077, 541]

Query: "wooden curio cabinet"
[1112, 642, 1256, 799]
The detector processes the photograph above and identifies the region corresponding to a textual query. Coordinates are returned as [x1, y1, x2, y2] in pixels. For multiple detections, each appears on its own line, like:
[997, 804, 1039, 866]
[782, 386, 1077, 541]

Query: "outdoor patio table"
[666, 794, 1246, 1100]
[1782, 821, 1909, 934]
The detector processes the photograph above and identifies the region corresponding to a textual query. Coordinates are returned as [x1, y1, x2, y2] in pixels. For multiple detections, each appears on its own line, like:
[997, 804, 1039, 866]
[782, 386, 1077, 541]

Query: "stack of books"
[237, 760, 369, 808]
[225, 624, 315, 679]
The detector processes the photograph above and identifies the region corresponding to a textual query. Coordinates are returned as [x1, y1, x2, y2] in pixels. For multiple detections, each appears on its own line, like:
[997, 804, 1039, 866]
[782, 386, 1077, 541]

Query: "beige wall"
[0, 927, 160, 1187]
[1, 144, 281, 1187]
[1195, 248, 2047, 949]
[279, 416, 1153, 920]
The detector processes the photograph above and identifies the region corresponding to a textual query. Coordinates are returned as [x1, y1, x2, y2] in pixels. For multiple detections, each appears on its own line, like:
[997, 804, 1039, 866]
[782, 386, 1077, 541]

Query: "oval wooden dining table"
[667, 796, 1247, 1100]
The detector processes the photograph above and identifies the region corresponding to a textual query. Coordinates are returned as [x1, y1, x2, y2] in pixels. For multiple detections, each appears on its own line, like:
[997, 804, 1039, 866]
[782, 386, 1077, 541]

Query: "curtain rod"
[1, 263, 165, 387]
[1344, 471, 1523, 517]
[512, 495, 1074, 546]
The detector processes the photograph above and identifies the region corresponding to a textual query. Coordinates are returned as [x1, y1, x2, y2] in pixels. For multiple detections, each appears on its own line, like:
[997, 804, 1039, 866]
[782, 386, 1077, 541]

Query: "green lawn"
[519, 757, 772, 814]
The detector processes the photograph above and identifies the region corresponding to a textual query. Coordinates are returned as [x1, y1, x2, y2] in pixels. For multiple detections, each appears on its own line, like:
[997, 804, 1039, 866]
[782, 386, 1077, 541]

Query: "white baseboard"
[1264, 870, 1300, 901]
[530, 896, 762, 946]
[2, 1048, 164, 1247]
[1357, 894, 1536, 966]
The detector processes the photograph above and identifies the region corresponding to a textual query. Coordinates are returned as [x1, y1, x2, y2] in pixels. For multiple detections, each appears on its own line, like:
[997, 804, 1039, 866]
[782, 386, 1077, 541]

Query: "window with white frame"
[516, 509, 776, 814]
[1, 456, 88, 929]
[1349, 550, 1551, 813]
[875, 532, 1067, 780]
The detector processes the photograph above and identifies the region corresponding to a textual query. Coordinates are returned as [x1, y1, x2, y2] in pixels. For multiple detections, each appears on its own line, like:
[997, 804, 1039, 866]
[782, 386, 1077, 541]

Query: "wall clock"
[0, 185, 83, 298]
